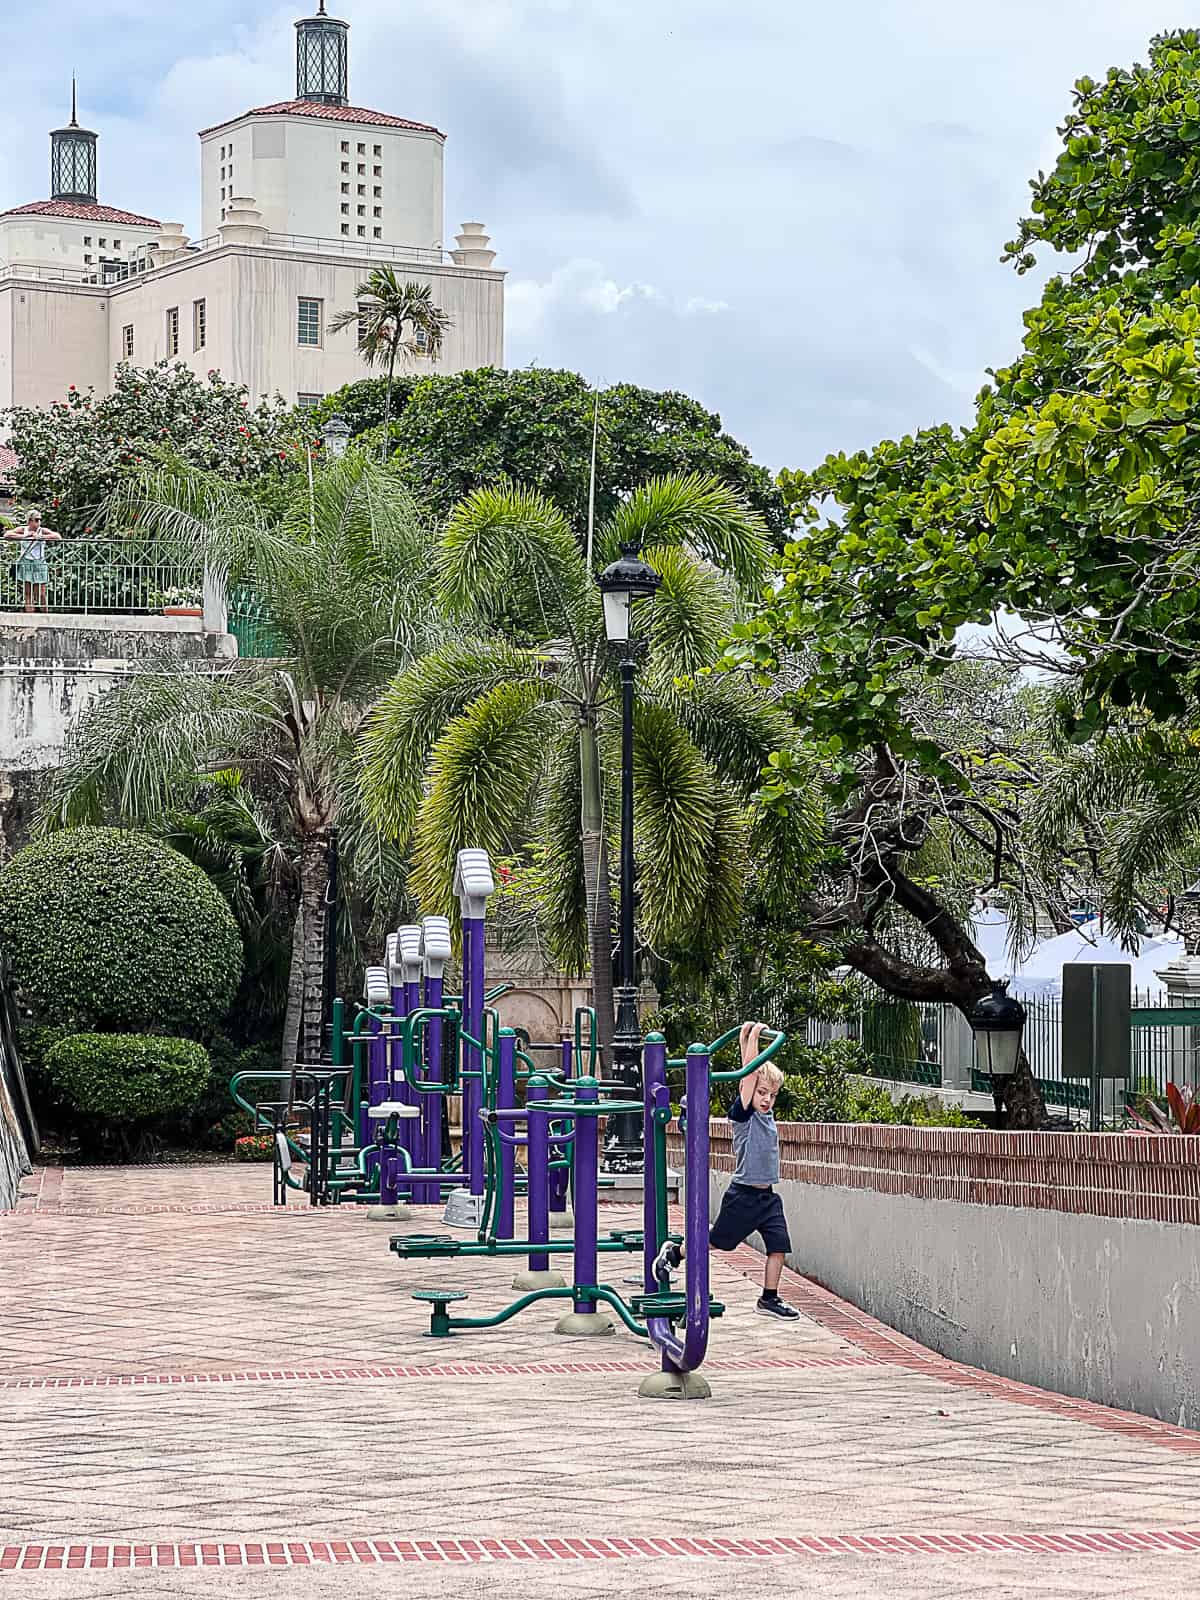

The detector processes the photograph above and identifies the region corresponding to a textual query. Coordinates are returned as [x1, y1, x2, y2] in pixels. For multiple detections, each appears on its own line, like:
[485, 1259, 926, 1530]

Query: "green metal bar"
[441, 1283, 648, 1338]
[710, 1027, 787, 1083]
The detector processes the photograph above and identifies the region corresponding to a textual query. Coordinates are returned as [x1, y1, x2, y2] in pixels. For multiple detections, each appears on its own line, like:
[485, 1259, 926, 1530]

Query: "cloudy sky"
[0, 1, 1192, 470]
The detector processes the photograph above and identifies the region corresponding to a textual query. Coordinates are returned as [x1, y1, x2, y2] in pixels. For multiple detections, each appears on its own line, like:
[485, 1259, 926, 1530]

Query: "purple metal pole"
[422, 974, 445, 1205]
[464, 917, 487, 1198]
[642, 1034, 668, 1293]
[571, 1077, 600, 1314]
[526, 1078, 551, 1274]
[496, 1029, 517, 1240]
[368, 1014, 388, 1196]
[549, 1037, 573, 1219]
[647, 1045, 711, 1374]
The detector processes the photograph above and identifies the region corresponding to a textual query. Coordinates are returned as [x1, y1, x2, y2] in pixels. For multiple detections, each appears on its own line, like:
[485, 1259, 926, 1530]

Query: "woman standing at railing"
[4, 509, 63, 614]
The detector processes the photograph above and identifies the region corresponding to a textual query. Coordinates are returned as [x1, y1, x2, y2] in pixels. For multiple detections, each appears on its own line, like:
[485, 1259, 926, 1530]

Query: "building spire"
[70, 75, 78, 129]
[51, 77, 98, 204]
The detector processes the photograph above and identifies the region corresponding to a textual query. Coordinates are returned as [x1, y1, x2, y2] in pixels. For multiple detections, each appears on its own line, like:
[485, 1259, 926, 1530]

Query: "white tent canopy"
[972, 911, 1183, 998]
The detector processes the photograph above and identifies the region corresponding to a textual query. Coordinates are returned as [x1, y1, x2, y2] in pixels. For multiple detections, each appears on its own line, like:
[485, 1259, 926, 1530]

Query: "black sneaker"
[652, 1241, 683, 1283]
[755, 1295, 800, 1320]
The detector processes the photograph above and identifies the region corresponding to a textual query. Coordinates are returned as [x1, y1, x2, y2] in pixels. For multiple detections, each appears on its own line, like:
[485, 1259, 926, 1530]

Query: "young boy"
[653, 1022, 800, 1320]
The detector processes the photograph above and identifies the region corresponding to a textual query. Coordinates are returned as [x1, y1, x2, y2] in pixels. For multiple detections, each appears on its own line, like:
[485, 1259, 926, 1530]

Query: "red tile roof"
[0, 199, 161, 226]
[0, 446, 18, 480]
[201, 100, 443, 138]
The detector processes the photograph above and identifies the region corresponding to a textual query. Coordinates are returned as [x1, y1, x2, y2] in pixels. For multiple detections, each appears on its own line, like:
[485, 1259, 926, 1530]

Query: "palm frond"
[534, 733, 591, 973]
[601, 473, 769, 593]
[637, 544, 731, 678]
[438, 481, 593, 644]
[36, 667, 282, 833]
[663, 672, 798, 798]
[632, 704, 747, 948]
[411, 681, 563, 917]
[359, 639, 550, 841]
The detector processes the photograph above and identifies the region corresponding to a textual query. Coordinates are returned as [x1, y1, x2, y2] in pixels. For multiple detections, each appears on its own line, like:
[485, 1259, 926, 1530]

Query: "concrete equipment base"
[511, 1269, 567, 1291]
[366, 1204, 412, 1221]
[548, 1208, 575, 1232]
[638, 1369, 712, 1400]
[442, 1188, 485, 1230]
[554, 1310, 615, 1338]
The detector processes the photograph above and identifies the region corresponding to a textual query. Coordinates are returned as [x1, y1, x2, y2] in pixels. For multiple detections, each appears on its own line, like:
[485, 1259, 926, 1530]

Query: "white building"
[0, 6, 504, 413]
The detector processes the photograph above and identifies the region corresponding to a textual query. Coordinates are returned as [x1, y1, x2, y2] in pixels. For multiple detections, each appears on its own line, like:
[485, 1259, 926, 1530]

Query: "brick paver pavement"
[2, 1163, 1199, 1598]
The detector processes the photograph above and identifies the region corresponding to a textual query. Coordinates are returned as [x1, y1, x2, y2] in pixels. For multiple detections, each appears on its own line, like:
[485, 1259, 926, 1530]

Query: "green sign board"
[1061, 963, 1131, 1081]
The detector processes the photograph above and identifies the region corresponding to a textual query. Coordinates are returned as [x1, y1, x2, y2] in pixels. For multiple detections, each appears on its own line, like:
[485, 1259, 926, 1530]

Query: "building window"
[341, 161, 349, 174]
[83, 253, 93, 264]
[112, 238, 121, 250]
[373, 144, 382, 156]
[357, 163, 365, 175]
[193, 298, 207, 351]
[357, 143, 365, 154]
[220, 166, 225, 180]
[341, 141, 349, 153]
[341, 203, 349, 215]
[373, 228, 382, 239]
[357, 205, 365, 217]
[341, 182, 349, 195]
[297, 297, 322, 347]
[357, 226, 365, 237]
[373, 186, 381, 199]
[373, 207, 381, 218]
[373, 166, 382, 177]
[166, 306, 180, 358]
[123, 323, 134, 359]
[297, 392, 324, 411]
[341, 224, 350, 235]
[413, 327, 432, 355]
[99, 237, 107, 248]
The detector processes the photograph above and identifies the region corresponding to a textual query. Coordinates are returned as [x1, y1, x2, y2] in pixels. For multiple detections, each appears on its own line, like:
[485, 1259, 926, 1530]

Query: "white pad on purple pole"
[364, 966, 391, 1008]
[398, 925, 423, 987]
[422, 916, 453, 980]
[385, 933, 402, 990]
[453, 848, 495, 922]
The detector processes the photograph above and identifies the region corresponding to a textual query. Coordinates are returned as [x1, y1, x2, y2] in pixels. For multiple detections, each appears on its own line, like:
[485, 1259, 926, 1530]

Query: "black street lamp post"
[597, 542, 662, 1174]
[969, 980, 1027, 1081]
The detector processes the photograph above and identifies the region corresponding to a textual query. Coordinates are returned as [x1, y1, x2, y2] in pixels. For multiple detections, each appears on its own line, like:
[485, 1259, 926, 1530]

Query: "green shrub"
[0, 828, 243, 1032]
[45, 1033, 211, 1122]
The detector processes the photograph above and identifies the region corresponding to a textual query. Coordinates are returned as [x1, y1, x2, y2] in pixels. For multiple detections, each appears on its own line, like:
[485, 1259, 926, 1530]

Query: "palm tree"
[329, 270, 453, 456]
[360, 473, 824, 1057]
[37, 450, 437, 1064]
[1028, 720, 1200, 939]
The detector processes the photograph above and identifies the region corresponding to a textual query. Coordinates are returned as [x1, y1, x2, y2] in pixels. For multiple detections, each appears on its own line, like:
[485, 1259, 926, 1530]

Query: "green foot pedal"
[412, 1289, 469, 1338]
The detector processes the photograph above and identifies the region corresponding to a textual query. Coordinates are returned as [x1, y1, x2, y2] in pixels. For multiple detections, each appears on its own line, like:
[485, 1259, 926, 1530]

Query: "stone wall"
[671, 1122, 1200, 1429]
[0, 615, 236, 858]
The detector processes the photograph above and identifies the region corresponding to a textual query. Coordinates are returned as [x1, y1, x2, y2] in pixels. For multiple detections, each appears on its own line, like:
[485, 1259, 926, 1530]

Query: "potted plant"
[158, 584, 204, 618]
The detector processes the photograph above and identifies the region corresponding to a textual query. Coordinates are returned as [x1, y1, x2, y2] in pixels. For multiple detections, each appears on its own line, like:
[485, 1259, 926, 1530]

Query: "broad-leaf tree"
[37, 451, 435, 1063]
[361, 473, 820, 1056]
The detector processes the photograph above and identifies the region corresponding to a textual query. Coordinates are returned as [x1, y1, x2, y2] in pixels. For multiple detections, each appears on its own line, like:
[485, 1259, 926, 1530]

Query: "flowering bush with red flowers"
[235, 1133, 276, 1162]
[2, 363, 304, 534]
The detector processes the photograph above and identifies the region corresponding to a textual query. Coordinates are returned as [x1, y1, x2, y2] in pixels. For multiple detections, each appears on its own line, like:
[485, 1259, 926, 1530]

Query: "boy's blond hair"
[756, 1062, 784, 1091]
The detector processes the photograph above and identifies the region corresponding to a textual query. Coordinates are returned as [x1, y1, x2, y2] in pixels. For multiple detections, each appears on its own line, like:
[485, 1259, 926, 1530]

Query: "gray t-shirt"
[728, 1096, 780, 1186]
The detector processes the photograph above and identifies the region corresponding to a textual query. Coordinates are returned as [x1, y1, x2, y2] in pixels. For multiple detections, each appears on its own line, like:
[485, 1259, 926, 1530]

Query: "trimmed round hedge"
[0, 828, 243, 1031]
[45, 1033, 212, 1121]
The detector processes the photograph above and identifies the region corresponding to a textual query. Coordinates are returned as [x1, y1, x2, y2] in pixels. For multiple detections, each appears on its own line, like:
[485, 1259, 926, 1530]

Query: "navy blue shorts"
[709, 1183, 791, 1255]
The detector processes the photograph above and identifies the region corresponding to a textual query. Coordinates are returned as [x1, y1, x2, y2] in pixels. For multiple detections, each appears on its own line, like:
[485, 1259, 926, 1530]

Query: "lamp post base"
[603, 986, 644, 1176]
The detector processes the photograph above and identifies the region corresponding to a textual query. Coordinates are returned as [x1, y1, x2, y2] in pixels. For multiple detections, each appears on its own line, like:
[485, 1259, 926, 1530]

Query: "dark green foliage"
[45, 1033, 211, 1121]
[0, 828, 243, 1033]
[313, 376, 422, 438]
[326, 367, 784, 540]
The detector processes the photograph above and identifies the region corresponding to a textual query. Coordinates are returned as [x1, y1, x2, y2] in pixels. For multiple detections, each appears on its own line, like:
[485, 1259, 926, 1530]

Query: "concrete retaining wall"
[675, 1123, 1200, 1430]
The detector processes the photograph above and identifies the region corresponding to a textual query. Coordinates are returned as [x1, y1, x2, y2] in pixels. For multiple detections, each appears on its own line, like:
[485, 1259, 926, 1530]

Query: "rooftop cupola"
[50, 79, 98, 205]
[295, 2, 349, 107]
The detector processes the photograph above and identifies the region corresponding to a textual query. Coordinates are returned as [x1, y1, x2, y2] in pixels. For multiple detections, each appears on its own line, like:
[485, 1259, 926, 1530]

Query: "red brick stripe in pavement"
[0, 1353, 885, 1391]
[2, 1531, 1199, 1570]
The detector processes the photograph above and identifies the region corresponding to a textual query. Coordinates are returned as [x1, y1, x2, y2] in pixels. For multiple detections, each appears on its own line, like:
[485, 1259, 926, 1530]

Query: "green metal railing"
[228, 586, 286, 659]
[0, 536, 203, 615]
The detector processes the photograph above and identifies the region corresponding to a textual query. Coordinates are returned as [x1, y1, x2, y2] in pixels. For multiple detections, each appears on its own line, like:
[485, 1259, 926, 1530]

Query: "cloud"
[0, 0, 1197, 473]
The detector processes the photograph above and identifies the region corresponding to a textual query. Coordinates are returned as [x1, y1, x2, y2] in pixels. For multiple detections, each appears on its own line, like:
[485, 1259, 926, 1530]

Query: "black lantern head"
[970, 979, 1027, 1078]
[597, 543, 662, 644]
